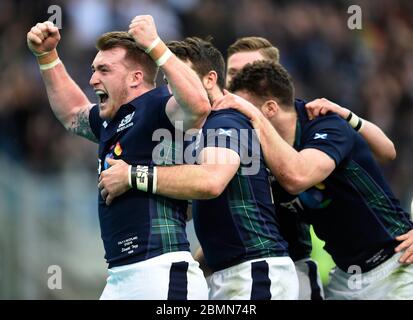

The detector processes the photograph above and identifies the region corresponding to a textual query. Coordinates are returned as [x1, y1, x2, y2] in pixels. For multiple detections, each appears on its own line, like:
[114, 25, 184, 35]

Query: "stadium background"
[0, 0, 412, 299]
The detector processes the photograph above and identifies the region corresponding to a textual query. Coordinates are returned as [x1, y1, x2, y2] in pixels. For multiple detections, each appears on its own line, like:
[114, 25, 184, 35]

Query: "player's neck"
[274, 110, 297, 146]
[208, 87, 224, 104]
[128, 83, 156, 103]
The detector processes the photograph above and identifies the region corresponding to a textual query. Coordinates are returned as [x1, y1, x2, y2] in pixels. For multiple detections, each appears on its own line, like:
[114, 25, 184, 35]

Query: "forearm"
[334, 107, 396, 163]
[162, 55, 210, 125]
[156, 165, 219, 200]
[358, 121, 396, 163]
[40, 51, 92, 129]
[252, 115, 311, 193]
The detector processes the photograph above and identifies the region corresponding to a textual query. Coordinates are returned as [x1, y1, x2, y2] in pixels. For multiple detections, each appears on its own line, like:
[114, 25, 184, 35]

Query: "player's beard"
[100, 86, 130, 120]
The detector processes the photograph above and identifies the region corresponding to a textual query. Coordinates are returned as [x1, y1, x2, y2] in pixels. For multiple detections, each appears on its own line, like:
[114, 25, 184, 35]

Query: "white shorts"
[295, 258, 325, 300]
[325, 251, 413, 300]
[209, 256, 299, 300]
[100, 251, 208, 300]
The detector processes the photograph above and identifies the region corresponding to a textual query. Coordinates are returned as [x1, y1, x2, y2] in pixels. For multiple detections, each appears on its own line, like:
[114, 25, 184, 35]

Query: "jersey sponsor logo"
[117, 111, 135, 132]
[313, 133, 328, 140]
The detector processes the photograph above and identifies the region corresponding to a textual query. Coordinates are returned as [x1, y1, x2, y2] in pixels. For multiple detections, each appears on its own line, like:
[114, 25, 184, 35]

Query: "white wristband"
[135, 166, 149, 192]
[145, 37, 161, 54]
[152, 166, 157, 194]
[156, 49, 173, 67]
[128, 165, 132, 188]
[33, 51, 50, 57]
[39, 58, 61, 70]
[347, 112, 364, 131]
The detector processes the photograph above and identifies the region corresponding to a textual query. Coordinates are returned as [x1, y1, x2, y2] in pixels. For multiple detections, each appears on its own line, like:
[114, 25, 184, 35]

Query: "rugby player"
[99, 37, 299, 300]
[215, 60, 413, 299]
[26, 17, 210, 299]
[224, 36, 398, 300]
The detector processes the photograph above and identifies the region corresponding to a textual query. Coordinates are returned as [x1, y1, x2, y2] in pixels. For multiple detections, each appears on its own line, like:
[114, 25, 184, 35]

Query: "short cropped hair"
[228, 61, 294, 107]
[96, 31, 158, 84]
[227, 37, 280, 63]
[167, 37, 226, 90]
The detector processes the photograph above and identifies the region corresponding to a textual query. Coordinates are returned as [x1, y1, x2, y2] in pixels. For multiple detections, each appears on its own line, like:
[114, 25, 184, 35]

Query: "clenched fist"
[128, 15, 159, 50]
[27, 21, 60, 56]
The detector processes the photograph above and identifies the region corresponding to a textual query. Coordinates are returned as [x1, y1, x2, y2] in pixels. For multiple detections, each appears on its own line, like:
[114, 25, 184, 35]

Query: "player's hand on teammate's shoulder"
[27, 21, 60, 56]
[98, 158, 131, 206]
[305, 98, 350, 121]
[395, 229, 413, 264]
[212, 89, 261, 122]
[128, 15, 158, 50]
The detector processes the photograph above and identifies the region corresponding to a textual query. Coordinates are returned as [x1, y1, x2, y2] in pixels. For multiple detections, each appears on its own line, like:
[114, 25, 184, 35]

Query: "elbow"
[387, 144, 397, 161]
[193, 99, 211, 126]
[199, 177, 226, 199]
[280, 174, 308, 195]
[377, 144, 397, 164]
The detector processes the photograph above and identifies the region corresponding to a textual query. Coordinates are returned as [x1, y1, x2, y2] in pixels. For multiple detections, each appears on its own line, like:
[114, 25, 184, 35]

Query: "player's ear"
[202, 71, 218, 91]
[130, 69, 144, 88]
[261, 100, 279, 119]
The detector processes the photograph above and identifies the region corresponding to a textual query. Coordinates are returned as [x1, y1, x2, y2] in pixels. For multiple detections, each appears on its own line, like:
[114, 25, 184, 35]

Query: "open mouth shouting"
[95, 89, 109, 107]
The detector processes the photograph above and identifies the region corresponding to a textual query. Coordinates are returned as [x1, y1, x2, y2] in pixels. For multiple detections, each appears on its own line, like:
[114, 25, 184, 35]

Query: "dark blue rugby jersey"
[192, 109, 289, 272]
[274, 99, 413, 272]
[89, 86, 190, 268]
[272, 183, 313, 262]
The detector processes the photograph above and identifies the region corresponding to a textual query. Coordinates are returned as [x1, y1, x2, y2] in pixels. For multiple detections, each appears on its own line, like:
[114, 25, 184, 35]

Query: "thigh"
[386, 264, 413, 299]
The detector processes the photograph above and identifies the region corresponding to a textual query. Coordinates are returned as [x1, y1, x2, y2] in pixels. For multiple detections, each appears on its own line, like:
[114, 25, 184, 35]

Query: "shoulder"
[294, 98, 353, 136]
[204, 109, 251, 130]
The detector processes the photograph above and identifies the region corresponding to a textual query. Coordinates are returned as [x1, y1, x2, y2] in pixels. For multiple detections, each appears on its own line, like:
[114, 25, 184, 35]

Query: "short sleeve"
[301, 115, 355, 166]
[201, 111, 249, 157]
[88, 104, 102, 141]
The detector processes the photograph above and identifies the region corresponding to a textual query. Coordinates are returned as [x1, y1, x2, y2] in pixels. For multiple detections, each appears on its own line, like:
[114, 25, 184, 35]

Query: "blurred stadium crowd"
[1, 0, 413, 206]
[0, 0, 412, 298]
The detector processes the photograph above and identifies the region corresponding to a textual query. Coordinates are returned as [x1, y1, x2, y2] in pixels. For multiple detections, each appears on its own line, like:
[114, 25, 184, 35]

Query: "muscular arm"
[156, 147, 240, 200]
[98, 147, 240, 205]
[41, 63, 97, 142]
[27, 21, 97, 143]
[163, 55, 211, 130]
[128, 15, 210, 131]
[212, 92, 335, 194]
[306, 98, 396, 163]
[252, 115, 336, 194]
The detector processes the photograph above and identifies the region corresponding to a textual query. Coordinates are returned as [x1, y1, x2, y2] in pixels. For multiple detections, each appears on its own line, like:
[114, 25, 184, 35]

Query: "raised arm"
[27, 21, 97, 142]
[128, 15, 210, 131]
[98, 147, 240, 205]
[306, 98, 396, 163]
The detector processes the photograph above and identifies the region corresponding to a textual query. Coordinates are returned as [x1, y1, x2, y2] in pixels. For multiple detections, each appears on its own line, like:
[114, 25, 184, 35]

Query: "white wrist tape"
[145, 37, 161, 54]
[128, 165, 132, 188]
[347, 112, 364, 131]
[39, 58, 61, 70]
[33, 51, 50, 57]
[152, 166, 158, 194]
[155, 49, 173, 67]
[129, 165, 157, 193]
